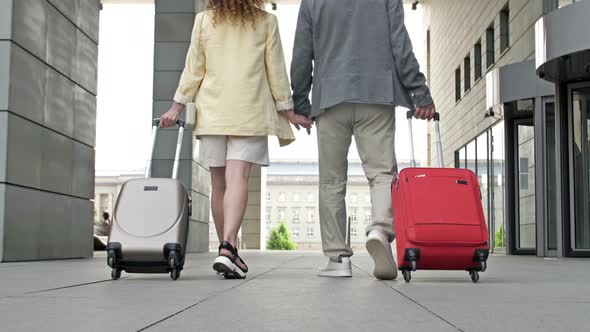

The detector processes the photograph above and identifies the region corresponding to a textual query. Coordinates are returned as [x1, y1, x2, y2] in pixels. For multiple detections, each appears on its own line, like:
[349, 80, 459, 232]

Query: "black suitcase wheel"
[168, 251, 178, 269]
[107, 251, 116, 268]
[470, 270, 479, 283]
[480, 260, 487, 272]
[111, 268, 122, 280]
[410, 260, 418, 272]
[171, 268, 181, 281]
[402, 270, 411, 283]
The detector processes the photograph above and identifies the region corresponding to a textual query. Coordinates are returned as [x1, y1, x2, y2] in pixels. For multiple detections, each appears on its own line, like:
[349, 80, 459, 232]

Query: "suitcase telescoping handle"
[145, 119, 186, 180]
[406, 110, 443, 168]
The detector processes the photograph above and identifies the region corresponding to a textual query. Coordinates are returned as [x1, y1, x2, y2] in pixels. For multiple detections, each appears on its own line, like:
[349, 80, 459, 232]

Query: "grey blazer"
[291, 0, 433, 117]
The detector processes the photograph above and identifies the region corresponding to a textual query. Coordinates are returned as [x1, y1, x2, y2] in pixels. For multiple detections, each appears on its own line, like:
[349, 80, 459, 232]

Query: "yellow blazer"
[174, 10, 295, 146]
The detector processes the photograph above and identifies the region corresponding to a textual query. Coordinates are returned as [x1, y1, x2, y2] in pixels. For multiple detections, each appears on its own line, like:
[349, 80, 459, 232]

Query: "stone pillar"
[153, 0, 210, 252]
[241, 166, 262, 249]
[0, 0, 100, 261]
[152, 0, 263, 252]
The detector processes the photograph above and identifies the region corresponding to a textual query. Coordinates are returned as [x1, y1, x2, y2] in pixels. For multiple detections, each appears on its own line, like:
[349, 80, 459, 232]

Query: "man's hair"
[207, 0, 267, 26]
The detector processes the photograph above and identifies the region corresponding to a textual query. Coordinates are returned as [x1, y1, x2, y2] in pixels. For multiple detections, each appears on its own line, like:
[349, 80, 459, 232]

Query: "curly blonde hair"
[208, 0, 268, 26]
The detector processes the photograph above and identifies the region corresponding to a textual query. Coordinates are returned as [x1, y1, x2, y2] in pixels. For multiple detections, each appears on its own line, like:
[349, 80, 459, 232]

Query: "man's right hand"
[414, 104, 436, 121]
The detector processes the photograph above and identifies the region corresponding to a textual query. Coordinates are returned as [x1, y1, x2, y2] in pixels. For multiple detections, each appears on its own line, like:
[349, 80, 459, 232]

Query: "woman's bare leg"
[219, 160, 252, 270]
[210, 167, 226, 243]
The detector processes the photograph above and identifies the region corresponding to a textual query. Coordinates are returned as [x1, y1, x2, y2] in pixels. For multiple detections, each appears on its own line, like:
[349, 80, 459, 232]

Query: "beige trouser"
[316, 103, 397, 259]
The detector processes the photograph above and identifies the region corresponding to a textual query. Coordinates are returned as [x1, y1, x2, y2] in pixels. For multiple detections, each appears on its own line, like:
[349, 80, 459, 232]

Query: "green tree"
[267, 222, 297, 250]
[495, 226, 505, 248]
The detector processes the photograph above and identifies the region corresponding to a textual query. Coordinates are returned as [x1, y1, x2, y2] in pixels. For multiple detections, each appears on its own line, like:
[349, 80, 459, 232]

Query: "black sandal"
[213, 241, 247, 279]
[234, 249, 248, 274]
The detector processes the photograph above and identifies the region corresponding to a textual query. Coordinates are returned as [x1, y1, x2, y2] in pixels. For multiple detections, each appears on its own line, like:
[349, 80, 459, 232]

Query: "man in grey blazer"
[291, 0, 436, 280]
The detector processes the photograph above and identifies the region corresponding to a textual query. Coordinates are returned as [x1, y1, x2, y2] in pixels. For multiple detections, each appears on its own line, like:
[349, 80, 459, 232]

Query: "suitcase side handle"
[406, 110, 444, 168]
[145, 119, 186, 179]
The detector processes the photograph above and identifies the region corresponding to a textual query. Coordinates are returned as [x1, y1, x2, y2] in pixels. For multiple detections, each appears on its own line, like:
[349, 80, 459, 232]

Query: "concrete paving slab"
[151, 254, 457, 332]
[0, 252, 589, 332]
[0, 252, 297, 332]
[382, 256, 590, 332]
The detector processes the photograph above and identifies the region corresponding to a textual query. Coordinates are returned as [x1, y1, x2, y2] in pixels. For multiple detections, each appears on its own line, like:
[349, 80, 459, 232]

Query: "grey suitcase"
[106, 119, 192, 280]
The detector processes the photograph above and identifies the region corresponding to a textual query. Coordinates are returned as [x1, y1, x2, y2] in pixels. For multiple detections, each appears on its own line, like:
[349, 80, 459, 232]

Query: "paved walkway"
[0, 251, 589, 331]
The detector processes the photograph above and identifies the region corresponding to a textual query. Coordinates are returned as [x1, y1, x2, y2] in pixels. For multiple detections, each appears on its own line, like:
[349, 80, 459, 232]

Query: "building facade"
[421, 0, 589, 257]
[215, 161, 413, 251]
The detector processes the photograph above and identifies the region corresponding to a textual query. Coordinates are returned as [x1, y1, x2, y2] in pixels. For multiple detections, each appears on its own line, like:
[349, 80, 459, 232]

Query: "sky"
[95, 2, 428, 173]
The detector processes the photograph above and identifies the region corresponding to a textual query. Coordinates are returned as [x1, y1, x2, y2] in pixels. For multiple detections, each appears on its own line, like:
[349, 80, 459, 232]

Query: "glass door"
[571, 86, 590, 252]
[545, 99, 559, 252]
[515, 120, 537, 251]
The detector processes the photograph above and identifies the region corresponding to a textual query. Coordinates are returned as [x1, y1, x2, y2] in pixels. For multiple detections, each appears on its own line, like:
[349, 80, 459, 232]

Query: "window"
[467, 140, 476, 173]
[278, 208, 286, 221]
[453, 122, 506, 252]
[500, 6, 510, 53]
[559, 0, 580, 8]
[455, 67, 461, 102]
[306, 227, 314, 238]
[459, 147, 467, 168]
[279, 192, 286, 202]
[292, 229, 300, 238]
[364, 208, 372, 223]
[350, 193, 358, 202]
[266, 192, 271, 202]
[474, 40, 482, 81]
[307, 192, 314, 202]
[426, 29, 431, 84]
[292, 208, 301, 223]
[265, 207, 271, 224]
[477, 132, 490, 225]
[486, 25, 495, 69]
[307, 208, 315, 223]
[517, 99, 534, 112]
[350, 208, 358, 223]
[545, 0, 578, 12]
[351, 228, 358, 239]
[464, 55, 471, 92]
[293, 193, 300, 202]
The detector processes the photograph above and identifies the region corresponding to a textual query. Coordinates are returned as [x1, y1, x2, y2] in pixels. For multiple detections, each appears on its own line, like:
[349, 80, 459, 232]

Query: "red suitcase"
[392, 111, 489, 283]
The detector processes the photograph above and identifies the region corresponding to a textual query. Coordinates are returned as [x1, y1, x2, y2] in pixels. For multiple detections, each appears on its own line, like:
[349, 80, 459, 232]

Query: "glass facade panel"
[559, 0, 579, 8]
[467, 140, 476, 173]
[453, 122, 513, 251]
[491, 122, 506, 250]
[516, 123, 536, 249]
[546, 101, 558, 250]
[572, 89, 590, 249]
[517, 99, 535, 112]
[459, 147, 466, 168]
[477, 132, 490, 225]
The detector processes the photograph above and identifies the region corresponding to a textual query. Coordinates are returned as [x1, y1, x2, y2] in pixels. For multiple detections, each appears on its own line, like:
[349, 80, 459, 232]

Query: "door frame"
[537, 96, 560, 257]
[505, 101, 537, 255]
[566, 82, 590, 257]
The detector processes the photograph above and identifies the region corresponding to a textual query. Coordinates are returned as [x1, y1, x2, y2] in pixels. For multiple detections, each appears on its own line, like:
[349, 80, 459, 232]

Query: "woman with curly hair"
[160, 0, 310, 279]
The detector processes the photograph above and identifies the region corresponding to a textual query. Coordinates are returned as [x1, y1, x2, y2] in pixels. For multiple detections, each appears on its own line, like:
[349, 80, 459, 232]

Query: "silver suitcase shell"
[106, 120, 191, 279]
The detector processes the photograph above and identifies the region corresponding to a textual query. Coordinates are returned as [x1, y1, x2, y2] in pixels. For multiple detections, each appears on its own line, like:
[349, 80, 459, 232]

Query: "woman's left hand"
[161, 102, 184, 128]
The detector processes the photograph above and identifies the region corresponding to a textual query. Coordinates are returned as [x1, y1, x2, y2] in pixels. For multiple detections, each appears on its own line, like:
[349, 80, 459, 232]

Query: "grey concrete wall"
[422, 0, 543, 166]
[153, 0, 211, 253]
[0, 0, 100, 261]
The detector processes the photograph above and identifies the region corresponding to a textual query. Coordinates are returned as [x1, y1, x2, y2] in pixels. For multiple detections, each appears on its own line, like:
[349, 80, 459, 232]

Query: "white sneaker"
[366, 231, 397, 280]
[318, 257, 352, 277]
